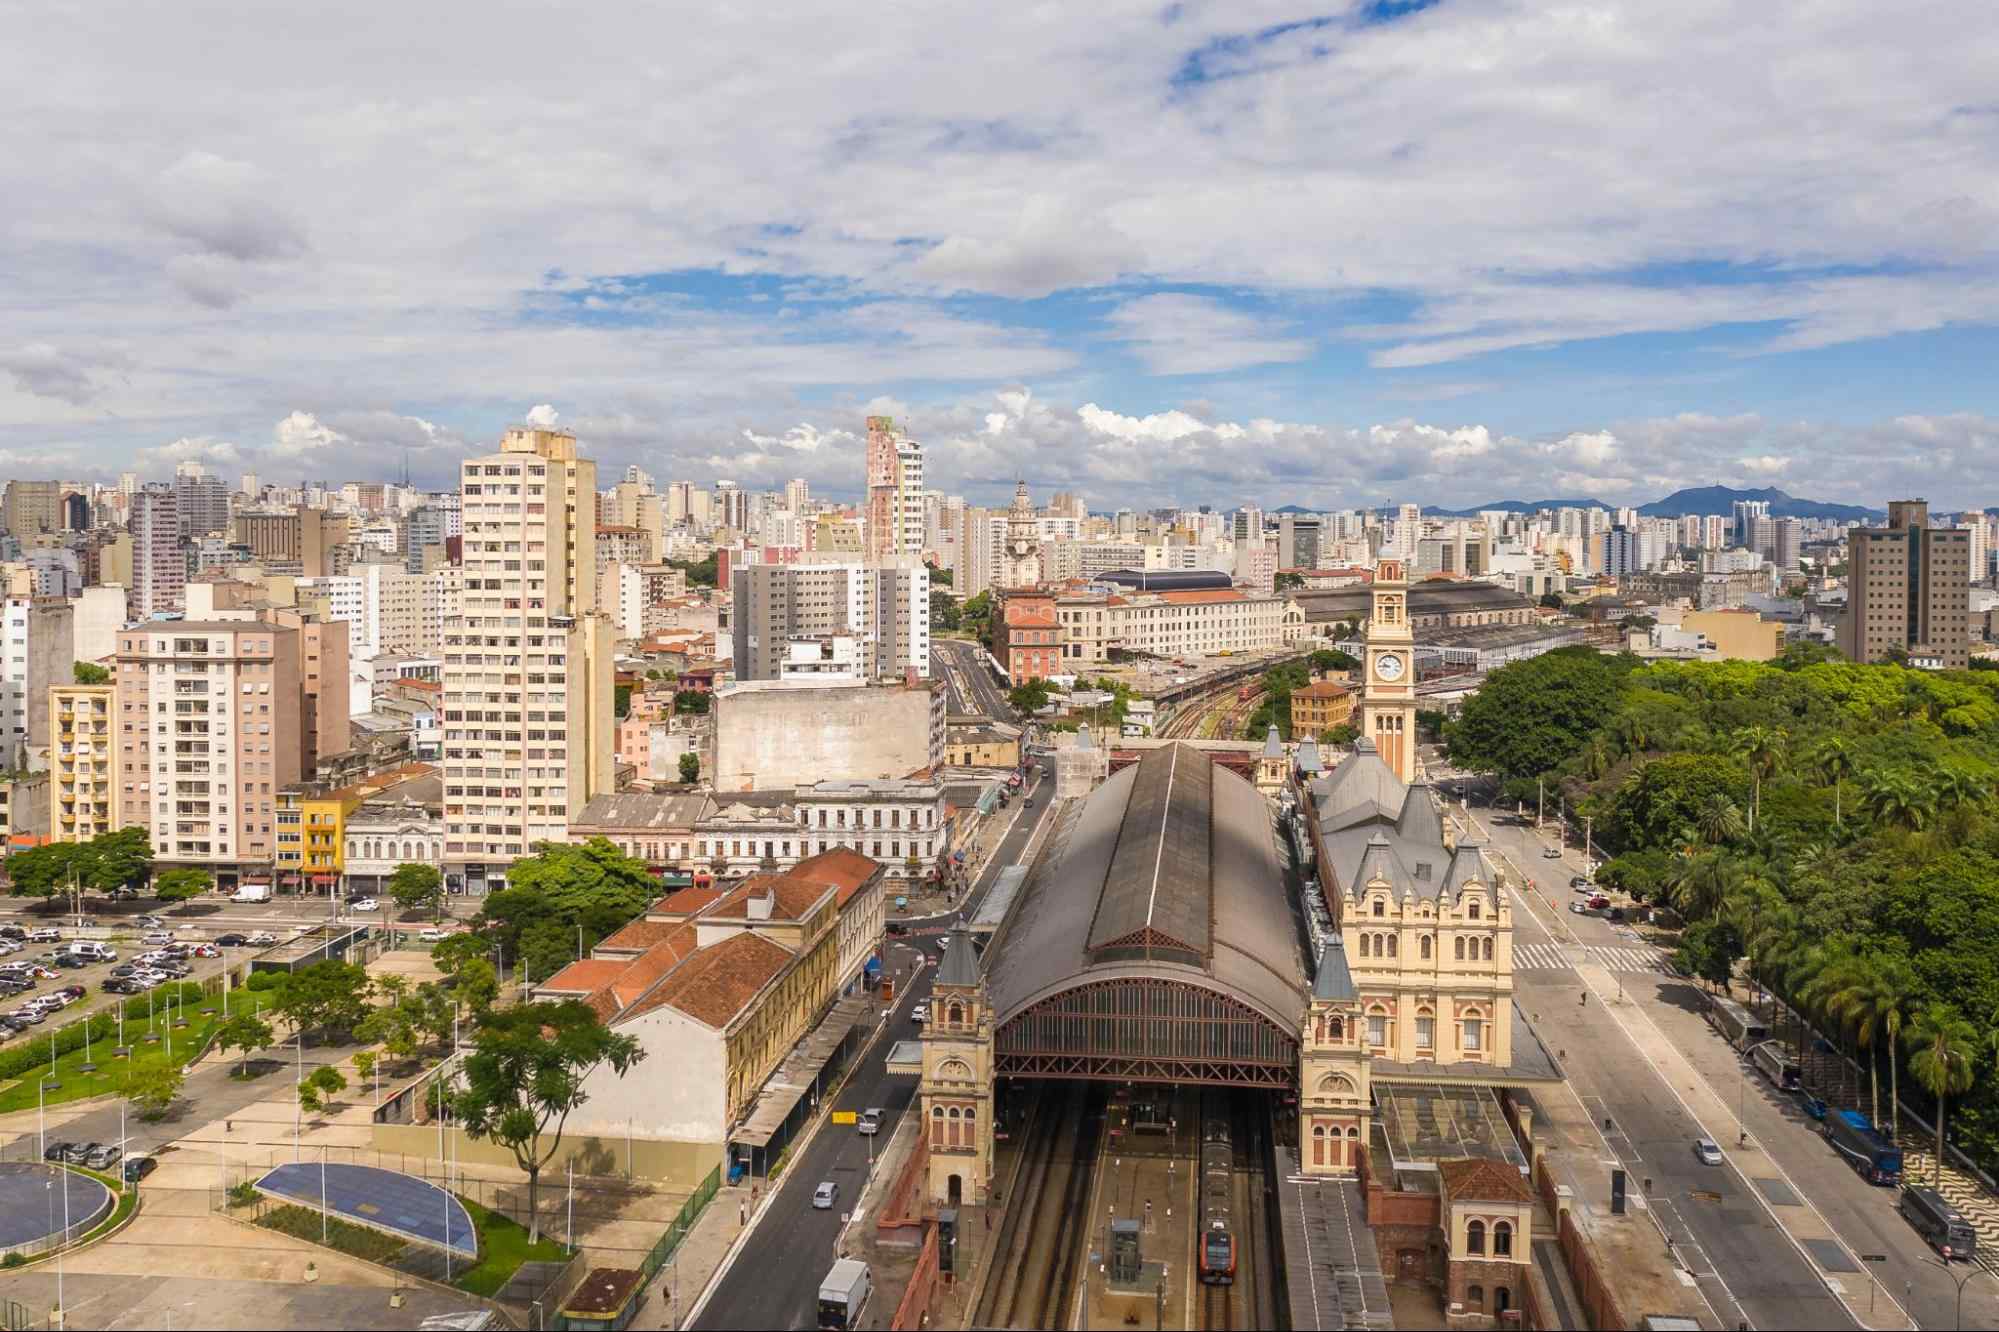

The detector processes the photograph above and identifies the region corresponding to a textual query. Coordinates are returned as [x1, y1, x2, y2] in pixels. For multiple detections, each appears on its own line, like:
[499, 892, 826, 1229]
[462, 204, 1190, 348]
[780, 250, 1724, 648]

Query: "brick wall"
[890, 1222, 940, 1330]
[1533, 1156, 1630, 1332]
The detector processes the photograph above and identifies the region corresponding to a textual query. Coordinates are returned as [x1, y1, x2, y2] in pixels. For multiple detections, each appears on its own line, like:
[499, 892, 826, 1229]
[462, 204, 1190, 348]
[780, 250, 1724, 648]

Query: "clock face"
[1376, 653, 1405, 682]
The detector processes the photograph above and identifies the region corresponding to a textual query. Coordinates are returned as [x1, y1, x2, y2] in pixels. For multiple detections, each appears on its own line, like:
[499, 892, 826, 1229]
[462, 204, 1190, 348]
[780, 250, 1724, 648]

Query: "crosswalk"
[1513, 942, 1672, 974]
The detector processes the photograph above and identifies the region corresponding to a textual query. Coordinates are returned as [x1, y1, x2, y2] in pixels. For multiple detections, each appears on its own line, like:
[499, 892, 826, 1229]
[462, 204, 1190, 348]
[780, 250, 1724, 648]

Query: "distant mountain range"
[1414, 486, 1885, 522]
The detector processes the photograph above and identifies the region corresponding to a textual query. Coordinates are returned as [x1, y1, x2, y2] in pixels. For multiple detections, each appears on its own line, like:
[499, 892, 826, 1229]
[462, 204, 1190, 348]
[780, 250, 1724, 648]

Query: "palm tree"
[1810, 737, 1855, 830]
[1907, 1005, 1979, 1185]
[1728, 726, 1786, 830]
[1578, 736, 1612, 781]
[1732, 892, 1795, 1021]
[1665, 852, 1736, 923]
[1822, 955, 1907, 1134]
[1873, 955, 1919, 1143]
[1695, 793, 1747, 846]
[1860, 768, 1937, 832]
[1930, 766, 1985, 812]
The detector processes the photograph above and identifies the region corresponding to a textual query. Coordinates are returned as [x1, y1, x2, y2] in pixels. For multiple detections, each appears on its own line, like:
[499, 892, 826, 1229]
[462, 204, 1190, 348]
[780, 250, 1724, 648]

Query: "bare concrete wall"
[371, 1123, 725, 1192]
[715, 683, 936, 791]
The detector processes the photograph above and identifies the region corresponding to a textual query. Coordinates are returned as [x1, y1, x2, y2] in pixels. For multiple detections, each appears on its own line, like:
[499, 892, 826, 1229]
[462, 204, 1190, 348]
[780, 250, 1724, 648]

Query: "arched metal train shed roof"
[984, 742, 1309, 1085]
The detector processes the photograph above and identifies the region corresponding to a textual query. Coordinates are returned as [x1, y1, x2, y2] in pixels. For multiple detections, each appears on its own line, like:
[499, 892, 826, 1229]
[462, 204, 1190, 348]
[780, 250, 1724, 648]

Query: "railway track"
[976, 1082, 1109, 1330]
[975, 1083, 1063, 1328]
[1203, 1282, 1230, 1330]
[1037, 1085, 1107, 1328]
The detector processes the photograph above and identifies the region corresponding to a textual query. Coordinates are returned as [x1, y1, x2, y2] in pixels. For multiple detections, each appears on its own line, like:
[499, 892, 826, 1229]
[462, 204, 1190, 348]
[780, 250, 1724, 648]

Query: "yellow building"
[49, 684, 117, 842]
[945, 722, 1020, 769]
[1682, 609, 1786, 662]
[1290, 679, 1355, 737]
[276, 763, 436, 891]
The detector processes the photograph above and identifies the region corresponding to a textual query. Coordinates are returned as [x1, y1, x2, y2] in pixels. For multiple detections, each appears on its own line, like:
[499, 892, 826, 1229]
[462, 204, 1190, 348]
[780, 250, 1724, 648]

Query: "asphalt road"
[933, 638, 1013, 721]
[693, 759, 1055, 1331]
[1424, 747, 1999, 1331]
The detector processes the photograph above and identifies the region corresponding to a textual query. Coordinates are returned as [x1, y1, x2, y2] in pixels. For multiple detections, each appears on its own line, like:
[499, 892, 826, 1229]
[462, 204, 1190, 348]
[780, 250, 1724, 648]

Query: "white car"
[812, 1181, 838, 1210]
[418, 927, 453, 943]
[245, 932, 278, 946]
[351, 899, 380, 913]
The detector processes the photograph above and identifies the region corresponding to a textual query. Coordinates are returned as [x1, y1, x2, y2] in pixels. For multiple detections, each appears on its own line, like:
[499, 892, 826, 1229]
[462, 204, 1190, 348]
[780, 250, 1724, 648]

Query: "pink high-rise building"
[864, 416, 924, 565]
[116, 621, 301, 881]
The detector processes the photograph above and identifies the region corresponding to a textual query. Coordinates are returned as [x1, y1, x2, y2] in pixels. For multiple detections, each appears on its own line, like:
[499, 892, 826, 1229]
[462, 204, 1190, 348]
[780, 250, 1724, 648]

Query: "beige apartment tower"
[1838, 500, 1971, 668]
[443, 426, 615, 888]
[49, 683, 118, 842]
[115, 622, 302, 878]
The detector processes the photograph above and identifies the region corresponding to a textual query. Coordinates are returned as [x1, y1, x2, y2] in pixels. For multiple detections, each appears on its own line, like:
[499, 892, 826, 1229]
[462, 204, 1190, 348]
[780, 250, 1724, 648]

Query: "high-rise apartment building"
[864, 416, 925, 564]
[731, 560, 929, 681]
[49, 683, 117, 842]
[785, 478, 811, 514]
[1772, 518, 1803, 572]
[443, 427, 615, 887]
[1838, 499, 1971, 668]
[130, 489, 185, 618]
[1731, 499, 1770, 551]
[172, 473, 231, 540]
[116, 621, 300, 876]
[1, 481, 62, 542]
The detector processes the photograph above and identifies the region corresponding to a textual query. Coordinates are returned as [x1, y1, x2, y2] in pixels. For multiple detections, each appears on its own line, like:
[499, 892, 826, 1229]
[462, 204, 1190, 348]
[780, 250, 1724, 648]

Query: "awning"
[864, 957, 881, 976]
[731, 994, 875, 1149]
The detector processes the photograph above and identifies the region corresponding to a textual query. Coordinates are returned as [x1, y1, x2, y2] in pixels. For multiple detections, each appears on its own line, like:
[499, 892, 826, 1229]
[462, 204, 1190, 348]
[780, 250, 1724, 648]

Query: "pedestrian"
[740, 1200, 747, 1226]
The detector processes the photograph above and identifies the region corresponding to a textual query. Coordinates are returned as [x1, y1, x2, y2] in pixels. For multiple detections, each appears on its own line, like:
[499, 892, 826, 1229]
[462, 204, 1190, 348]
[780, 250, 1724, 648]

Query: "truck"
[230, 883, 272, 904]
[1825, 1109, 1903, 1186]
[816, 1258, 872, 1331]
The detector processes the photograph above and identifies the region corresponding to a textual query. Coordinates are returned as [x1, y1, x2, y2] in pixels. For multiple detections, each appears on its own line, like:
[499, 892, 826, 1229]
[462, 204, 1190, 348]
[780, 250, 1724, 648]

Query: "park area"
[0, 984, 276, 1114]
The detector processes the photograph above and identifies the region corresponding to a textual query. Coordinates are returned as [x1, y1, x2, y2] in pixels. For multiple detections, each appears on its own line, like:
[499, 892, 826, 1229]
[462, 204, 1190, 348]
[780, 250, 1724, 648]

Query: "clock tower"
[1361, 558, 1418, 784]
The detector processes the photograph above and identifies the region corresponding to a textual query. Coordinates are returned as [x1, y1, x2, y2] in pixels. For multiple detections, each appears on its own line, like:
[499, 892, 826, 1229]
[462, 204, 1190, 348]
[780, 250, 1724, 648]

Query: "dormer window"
[1413, 863, 1431, 881]
[1467, 899, 1482, 920]
[1372, 898, 1385, 917]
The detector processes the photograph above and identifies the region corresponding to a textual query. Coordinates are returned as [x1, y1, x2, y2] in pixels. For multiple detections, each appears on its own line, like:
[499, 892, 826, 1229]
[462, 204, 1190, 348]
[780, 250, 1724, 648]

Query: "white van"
[64, 941, 115, 963]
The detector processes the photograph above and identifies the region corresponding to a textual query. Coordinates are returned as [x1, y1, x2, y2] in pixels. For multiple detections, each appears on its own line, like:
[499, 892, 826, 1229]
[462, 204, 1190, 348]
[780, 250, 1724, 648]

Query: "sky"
[3, 1, 1998, 511]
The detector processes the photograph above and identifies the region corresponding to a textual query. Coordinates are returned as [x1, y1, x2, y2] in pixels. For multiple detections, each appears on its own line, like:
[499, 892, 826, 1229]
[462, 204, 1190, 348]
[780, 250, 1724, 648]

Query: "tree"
[1908, 1006, 1980, 1184]
[678, 752, 701, 785]
[273, 960, 374, 1044]
[1308, 649, 1360, 673]
[499, 840, 655, 939]
[666, 554, 718, 588]
[455, 1000, 645, 1244]
[84, 827, 153, 893]
[454, 957, 500, 1015]
[1275, 571, 1306, 592]
[613, 683, 632, 719]
[431, 931, 491, 977]
[297, 1065, 351, 1114]
[928, 564, 953, 587]
[1821, 954, 1917, 1141]
[353, 1049, 377, 1089]
[1007, 680, 1051, 715]
[72, 661, 109, 685]
[929, 589, 961, 633]
[216, 1010, 276, 1077]
[1322, 723, 1359, 746]
[126, 1063, 184, 1121]
[152, 867, 212, 903]
[672, 689, 711, 716]
[1860, 768, 1937, 832]
[1676, 916, 1743, 990]
[4, 843, 86, 898]
[1538, 591, 1566, 610]
[1726, 725, 1786, 830]
[1693, 794, 1746, 847]
[1444, 650, 1627, 784]
[1809, 737, 1855, 830]
[387, 863, 446, 920]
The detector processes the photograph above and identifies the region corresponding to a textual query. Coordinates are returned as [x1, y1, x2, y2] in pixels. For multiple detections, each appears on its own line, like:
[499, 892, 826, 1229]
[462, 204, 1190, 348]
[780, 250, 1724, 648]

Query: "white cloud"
[1104, 293, 1313, 375]
[1737, 454, 1791, 474]
[524, 404, 561, 427]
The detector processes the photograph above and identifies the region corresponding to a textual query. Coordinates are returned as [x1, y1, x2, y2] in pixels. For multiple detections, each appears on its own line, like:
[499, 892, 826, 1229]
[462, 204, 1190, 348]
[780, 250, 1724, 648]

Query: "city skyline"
[4, 5, 1997, 508]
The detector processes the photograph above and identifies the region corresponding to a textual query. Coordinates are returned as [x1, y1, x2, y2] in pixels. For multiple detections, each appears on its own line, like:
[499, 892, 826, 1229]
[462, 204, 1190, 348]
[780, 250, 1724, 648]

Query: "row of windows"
[1356, 933, 1494, 961]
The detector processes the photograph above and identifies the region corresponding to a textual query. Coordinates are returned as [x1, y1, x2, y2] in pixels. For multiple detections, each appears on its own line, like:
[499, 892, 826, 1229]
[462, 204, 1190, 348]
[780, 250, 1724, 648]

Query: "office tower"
[786, 478, 812, 514]
[864, 416, 926, 563]
[115, 620, 300, 872]
[731, 560, 929, 681]
[405, 502, 456, 572]
[117, 472, 140, 498]
[61, 493, 90, 533]
[240, 472, 260, 499]
[443, 426, 615, 885]
[1, 481, 62, 542]
[1772, 518, 1803, 572]
[130, 488, 185, 618]
[0, 597, 73, 770]
[1731, 499, 1770, 550]
[712, 480, 749, 535]
[49, 681, 117, 842]
[1839, 500, 1971, 668]
[1279, 513, 1322, 570]
[623, 464, 654, 490]
[172, 472, 231, 540]
[1600, 526, 1639, 577]
[1232, 507, 1263, 546]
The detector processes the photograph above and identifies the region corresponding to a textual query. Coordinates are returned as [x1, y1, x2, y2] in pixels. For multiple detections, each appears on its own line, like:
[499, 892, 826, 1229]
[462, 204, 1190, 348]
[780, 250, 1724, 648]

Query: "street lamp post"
[1933, 1258, 1999, 1331]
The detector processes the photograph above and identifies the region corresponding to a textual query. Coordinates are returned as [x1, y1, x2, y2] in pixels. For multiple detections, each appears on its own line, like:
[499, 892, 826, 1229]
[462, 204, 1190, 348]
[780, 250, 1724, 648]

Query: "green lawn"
[258, 1202, 409, 1264]
[451, 1195, 571, 1298]
[0, 989, 275, 1113]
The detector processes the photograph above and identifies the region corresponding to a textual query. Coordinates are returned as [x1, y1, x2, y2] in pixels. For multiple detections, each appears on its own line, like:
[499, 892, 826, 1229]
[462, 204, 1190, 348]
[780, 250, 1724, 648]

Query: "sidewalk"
[625, 1180, 750, 1330]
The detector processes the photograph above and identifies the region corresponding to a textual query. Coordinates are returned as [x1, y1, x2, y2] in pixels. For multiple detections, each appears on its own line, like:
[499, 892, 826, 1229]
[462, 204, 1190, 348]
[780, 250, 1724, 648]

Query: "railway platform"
[1274, 1145, 1394, 1330]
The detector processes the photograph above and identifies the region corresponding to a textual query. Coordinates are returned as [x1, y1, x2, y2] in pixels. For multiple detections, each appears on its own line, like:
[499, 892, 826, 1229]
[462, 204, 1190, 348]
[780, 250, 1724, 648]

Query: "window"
[1420, 935, 1432, 960]
[1482, 937, 1493, 961]
[1367, 1012, 1387, 1046]
[1372, 898, 1385, 917]
[1493, 1220, 1513, 1257]
[1454, 937, 1465, 961]
[1386, 934, 1397, 958]
[1468, 900, 1481, 920]
[1359, 935, 1371, 958]
[1466, 1220, 1485, 1255]
[1416, 1013, 1434, 1048]
[1463, 1016, 1483, 1051]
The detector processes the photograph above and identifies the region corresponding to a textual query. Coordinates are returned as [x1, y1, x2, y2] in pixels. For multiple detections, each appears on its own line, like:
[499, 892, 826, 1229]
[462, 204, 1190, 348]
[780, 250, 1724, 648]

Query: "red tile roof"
[606, 925, 700, 1008]
[649, 885, 725, 919]
[625, 931, 794, 1029]
[538, 959, 630, 995]
[1438, 1157, 1535, 1205]
[1156, 589, 1248, 605]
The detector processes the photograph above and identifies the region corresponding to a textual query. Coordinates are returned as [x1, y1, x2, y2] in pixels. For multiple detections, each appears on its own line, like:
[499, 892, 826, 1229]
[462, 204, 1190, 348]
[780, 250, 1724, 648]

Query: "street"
[932, 639, 1013, 721]
[691, 757, 1054, 1331]
[1427, 747, 1999, 1332]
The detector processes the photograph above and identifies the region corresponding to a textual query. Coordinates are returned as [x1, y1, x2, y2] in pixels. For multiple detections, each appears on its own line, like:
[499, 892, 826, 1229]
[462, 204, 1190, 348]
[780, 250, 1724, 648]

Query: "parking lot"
[0, 919, 258, 1046]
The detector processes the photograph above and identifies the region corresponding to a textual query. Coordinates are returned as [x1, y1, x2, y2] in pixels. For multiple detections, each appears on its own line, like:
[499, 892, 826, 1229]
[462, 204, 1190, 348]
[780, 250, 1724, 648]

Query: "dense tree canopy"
[5, 827, 153, 897]
[1471, 649, 1999, 1170]
[475, 839, 655, 982]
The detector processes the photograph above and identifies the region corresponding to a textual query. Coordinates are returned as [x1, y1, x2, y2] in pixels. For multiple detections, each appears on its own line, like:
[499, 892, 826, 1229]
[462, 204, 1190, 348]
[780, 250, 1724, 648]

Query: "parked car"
[101, 978, 142, 996]
[1587, 896, 1611, 911]
[7, 1008, 45, 1026]
[1570, 877, 1594, 893]
[417, 927, 452, 943]
[189, 943, 220, 958]
[139, 931, 173, 946]
[1605, 907, 1626, 923]
[214, 933, 248, 947]
[1567, 901, 1591, 915]
[135, 916, 164, 929]
[812, 1181, 839, 1209]
[0, 977, 33, 995]
[1693, 1137, 1725, 1166]
[42, 1140, 71, 1162]
[25, 928, 60, 943]
[1541, 846, 1562, 859]
[351, 898, 381, 913]
[84, 1144, 122, 1170]
[0, 925, 25, 940]
[123, 1154, 157, 1184]
[245, 931, 278, 946]
[59, 1142, 99, 1165]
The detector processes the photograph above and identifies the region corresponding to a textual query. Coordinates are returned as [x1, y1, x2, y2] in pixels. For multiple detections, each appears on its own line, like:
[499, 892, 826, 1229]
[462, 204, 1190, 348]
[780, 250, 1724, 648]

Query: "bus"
[1750, 1041, 1801, 1092]
[1825, 1109, 1903, 1186]
[1900, 1185, 1978, 1262]
[1705, 996, 1770, 1051]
